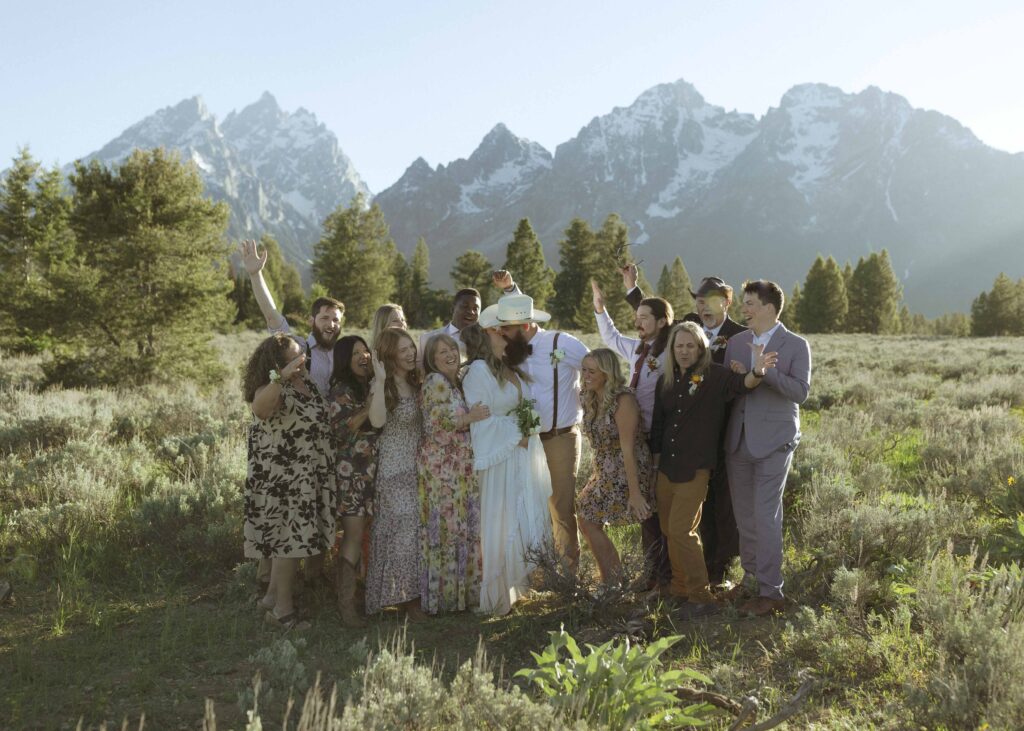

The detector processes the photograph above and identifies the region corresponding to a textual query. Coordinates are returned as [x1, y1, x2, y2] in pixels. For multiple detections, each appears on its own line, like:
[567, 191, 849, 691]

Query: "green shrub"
[514, 627, 715, 729]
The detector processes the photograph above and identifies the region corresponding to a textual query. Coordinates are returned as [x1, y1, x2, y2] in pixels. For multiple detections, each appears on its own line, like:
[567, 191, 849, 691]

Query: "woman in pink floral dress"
[417, 333, 489, 613]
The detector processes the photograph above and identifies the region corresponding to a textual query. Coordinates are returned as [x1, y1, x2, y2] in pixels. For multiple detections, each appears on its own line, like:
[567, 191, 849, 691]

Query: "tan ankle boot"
[337, 558, 366, 628]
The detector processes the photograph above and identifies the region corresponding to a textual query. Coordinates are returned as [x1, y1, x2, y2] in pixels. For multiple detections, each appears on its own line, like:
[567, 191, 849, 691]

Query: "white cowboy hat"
[485, 293, 551, 327]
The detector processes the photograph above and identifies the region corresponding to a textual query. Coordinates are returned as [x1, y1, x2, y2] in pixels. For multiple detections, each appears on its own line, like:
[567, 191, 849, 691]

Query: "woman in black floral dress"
[243, 334, 336, 630]
[328, 335, 381, 626]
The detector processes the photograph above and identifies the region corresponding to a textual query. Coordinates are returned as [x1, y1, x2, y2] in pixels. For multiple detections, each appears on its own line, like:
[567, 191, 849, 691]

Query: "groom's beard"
[503, 333, 531, 368]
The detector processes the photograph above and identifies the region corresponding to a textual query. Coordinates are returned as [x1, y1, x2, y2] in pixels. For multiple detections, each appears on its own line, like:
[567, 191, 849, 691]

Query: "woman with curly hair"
[365, 328, 425, 620]
[328, 335, 380, 627]
[577, 348, 654, 583]
[243, 333, 335, 631]
[417, 333, 489, 613]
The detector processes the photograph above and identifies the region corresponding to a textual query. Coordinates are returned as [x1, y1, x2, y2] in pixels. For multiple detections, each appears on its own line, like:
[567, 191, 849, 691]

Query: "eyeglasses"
[615, 242, 645, 268]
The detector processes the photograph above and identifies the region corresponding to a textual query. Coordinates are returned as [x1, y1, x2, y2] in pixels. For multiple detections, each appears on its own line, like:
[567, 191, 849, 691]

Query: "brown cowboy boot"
[337, 557, 366, 628]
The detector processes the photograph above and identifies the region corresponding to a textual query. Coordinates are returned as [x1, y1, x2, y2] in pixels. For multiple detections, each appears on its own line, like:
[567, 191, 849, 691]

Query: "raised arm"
[240, 239, 288, 332]
[622, 264, 646, 311]
[368, 352, 388, 429]
[592, 279, 641, 360]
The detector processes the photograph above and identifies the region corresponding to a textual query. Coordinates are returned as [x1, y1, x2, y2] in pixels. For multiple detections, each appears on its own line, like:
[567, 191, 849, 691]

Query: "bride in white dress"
[460, 311, 553, 615]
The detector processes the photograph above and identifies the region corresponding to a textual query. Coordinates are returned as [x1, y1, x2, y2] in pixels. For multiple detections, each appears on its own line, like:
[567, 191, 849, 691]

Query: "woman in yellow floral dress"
[417, 333, 490, 613]
[577, 348, 654, 583]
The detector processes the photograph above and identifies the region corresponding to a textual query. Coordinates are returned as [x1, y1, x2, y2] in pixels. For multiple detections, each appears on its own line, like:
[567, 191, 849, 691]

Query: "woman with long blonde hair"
[577, 348, 654, 582]
[370, 304, 408, 349]
[365, 328, 425, 620]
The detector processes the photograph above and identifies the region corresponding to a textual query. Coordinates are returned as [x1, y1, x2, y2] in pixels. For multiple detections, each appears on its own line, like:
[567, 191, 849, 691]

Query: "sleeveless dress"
[417, 372, 482, 613]
[365, 394, 423, 613]
[244, 376, 335, 558]
[578, 388, 654, 527]
[462, 360, 553, 615]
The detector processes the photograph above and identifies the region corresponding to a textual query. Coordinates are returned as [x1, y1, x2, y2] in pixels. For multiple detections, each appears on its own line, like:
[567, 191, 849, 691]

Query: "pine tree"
[550, 218, 595, 327]
[313, 194, 397, 328]
[231, 234, 305, 328]
[503, 218, 554, 309]
[656, 256, 695, 316]
[450, 249, 495, 306]
[0, 149, 75, 351]
[584, 214, 635, 330]
[972, 273, 1021, 336]
[780, 283, 801, 331]
[56, 148, 232, 386]
[799, 255, 848, 333]
[846, 250, 902, 333]
[405, 238, 433, 327]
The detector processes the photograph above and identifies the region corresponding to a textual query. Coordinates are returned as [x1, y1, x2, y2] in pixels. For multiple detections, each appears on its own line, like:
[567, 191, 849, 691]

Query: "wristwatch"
[752, 369, 765, 378]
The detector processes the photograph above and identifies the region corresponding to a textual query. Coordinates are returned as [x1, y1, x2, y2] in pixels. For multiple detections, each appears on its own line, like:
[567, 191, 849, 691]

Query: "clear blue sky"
[2, 0, 1021, 192]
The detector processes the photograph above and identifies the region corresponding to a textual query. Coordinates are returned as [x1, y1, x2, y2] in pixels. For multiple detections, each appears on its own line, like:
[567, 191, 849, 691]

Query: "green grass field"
[2, 332, 1024, 729]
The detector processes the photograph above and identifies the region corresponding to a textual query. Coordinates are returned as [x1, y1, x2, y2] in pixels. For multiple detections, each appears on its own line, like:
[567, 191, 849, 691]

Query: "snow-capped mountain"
[63, 80, 1024, 313]
[73, 93, 369, 264]
[376, 79, 1024, 314]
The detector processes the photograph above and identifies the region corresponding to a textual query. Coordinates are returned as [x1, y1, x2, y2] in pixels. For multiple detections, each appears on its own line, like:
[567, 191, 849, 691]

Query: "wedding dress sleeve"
[463, 361, 523, 471]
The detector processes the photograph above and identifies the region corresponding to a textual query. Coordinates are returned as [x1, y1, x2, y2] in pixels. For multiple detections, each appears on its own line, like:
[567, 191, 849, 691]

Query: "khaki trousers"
[542, 429, 581, 568]
[655, 470, 714, 602]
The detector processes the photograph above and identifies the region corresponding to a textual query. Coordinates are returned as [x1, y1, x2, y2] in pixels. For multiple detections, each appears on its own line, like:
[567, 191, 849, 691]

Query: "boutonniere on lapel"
[550, 348, 566, 366]
[688, 373, 704, 395]
[710, 335, 729, 353]
[645, 355, 659, 372]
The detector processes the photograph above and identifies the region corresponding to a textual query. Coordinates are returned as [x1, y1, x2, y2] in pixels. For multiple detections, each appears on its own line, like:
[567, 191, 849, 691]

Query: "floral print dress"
[328, 381, 380, 517]
[417, 373, 482, 614]
[365, 394, 423, 613]
[578, 388, 654, 527]
[244, 376, 336, 558]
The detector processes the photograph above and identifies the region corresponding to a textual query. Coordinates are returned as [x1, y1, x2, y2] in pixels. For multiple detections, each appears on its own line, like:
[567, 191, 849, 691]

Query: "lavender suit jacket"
[723, 323, 811, 460]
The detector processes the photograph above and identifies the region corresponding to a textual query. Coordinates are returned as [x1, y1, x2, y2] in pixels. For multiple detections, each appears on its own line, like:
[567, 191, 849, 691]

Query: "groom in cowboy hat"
[494, 291, 590, 572]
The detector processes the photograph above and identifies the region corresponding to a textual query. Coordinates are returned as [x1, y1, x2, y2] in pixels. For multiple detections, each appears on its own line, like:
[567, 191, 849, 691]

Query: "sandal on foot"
[265, 609, 310, 631]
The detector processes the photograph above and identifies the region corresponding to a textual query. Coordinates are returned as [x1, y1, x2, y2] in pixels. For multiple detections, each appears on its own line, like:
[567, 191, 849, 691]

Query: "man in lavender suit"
[723, 280, 811, 617]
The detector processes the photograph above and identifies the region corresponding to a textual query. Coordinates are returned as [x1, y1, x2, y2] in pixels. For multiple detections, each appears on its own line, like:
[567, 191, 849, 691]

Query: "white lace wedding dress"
[462, 360, 553, 615]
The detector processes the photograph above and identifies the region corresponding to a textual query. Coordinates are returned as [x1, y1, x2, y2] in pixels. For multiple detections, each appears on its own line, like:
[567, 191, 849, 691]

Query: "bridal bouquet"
[508, 398, 541, 439]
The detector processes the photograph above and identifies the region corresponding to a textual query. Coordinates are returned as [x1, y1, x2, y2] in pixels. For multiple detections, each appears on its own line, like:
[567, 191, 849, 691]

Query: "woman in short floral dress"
[243, 333, 335, 630]
[417, 333, 489, 614]
[365, 328, 425, 620]
[328, 335, 380, 627]
[577, 348, 654, 583]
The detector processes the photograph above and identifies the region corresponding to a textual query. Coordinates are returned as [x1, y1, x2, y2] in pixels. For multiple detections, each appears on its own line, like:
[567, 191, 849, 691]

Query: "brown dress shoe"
[720, 583, 753, 604]
[740, 596, 785, 616]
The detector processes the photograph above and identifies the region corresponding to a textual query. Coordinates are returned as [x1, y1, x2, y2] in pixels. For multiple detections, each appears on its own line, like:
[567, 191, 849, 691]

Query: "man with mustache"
[495, 291, 590, 573]
[621, 265, 747, 588]
[241, 239, 344, 397]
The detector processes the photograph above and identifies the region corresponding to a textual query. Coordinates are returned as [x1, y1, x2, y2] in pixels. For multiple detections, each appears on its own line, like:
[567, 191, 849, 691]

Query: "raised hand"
[281, 353, 306, 381]
[370, 351, 387, 382]
[620, 263, 638, 291]
[468, 401, 491, 423]
[590, 279, 606, 314]
[750, 343, 778, 375]
[492, 270, 514, 290]
[240, 239, 268, 275]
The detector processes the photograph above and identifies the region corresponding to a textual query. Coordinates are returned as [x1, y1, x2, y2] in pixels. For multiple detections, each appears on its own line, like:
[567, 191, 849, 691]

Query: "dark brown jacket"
[649, 363, 752, 483]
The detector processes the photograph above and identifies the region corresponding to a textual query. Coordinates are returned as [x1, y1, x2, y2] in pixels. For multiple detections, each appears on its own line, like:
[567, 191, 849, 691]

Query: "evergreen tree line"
[4, 147, 1016, 389]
